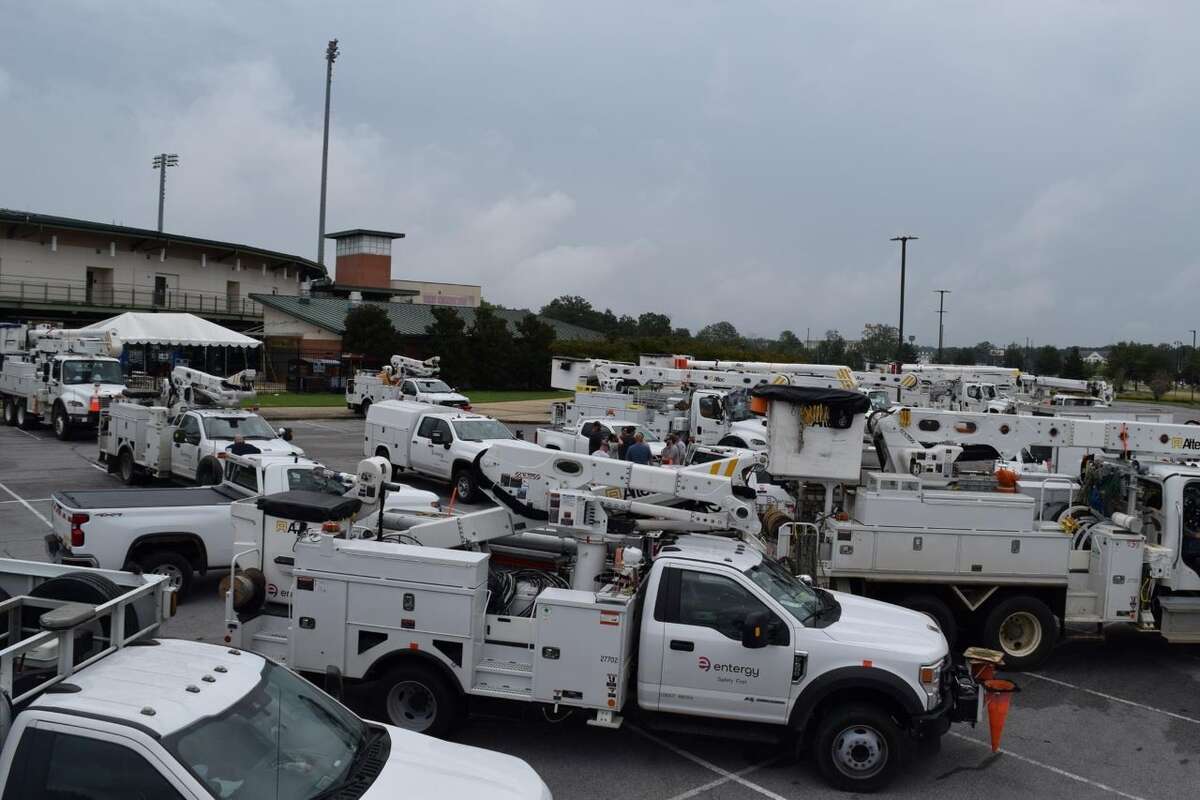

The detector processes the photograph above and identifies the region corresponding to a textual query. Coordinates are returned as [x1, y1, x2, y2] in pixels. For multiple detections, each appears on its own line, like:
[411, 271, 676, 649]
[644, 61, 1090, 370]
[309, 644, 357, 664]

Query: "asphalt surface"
[1, 411, 1198, 799]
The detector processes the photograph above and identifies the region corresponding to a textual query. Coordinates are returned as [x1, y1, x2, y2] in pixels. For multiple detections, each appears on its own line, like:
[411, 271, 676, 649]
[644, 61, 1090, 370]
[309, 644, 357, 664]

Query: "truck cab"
[398, 377, 470, 408]
[170, 409, 301, 484]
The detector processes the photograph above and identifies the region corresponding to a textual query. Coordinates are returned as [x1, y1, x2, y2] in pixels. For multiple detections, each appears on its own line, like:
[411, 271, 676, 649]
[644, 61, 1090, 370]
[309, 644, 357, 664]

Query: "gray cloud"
[2, 1, 1198, 346]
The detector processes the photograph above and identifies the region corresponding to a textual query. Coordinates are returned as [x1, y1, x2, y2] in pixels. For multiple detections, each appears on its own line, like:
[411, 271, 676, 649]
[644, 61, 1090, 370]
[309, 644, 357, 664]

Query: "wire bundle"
[488, 567, 569, 616]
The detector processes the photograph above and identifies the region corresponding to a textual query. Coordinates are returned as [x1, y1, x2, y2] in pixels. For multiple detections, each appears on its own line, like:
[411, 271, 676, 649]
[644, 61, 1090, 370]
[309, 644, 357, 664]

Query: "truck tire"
[15, 404, 32, 430]
[135, 550, 194, 597]
[897, 593, 957, 650]
[452, 467, 478, 504]
[52, 404, 72, 441]
[117, 449, 139, 485]
[196, 458, 223, 486]
[812, 702, 904, 792]
[27, 572, 140, 654]
[360, 399, 372, 418]
[982, 595, 1056, 670]
[2, 400, 15, 427]
[373, 662, 460, 737]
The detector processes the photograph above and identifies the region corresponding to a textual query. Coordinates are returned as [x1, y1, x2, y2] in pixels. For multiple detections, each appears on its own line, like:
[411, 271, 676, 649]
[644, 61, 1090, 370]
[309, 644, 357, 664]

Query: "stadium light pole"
[1191, 329, 1197, 402]
[890, 235, 918, 400]
[934, 289, 950, 363]
[317, 38, 339, 267]
[152, 153, 179, 232]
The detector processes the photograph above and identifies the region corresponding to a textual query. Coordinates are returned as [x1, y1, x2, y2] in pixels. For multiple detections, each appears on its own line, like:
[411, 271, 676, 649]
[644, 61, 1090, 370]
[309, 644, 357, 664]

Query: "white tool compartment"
[532, 587, 636, 710]
[1088, 529, 1143, 622]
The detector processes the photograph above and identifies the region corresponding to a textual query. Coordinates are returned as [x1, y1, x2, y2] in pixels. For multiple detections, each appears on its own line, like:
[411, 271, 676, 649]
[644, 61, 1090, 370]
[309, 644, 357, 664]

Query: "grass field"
[1118, 389, 1200, 408]
[247, 389, 570, 408]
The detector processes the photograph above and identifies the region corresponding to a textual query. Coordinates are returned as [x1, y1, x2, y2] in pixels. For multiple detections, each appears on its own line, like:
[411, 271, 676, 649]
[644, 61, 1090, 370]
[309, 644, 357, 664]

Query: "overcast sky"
[2, 2, 1197, 346]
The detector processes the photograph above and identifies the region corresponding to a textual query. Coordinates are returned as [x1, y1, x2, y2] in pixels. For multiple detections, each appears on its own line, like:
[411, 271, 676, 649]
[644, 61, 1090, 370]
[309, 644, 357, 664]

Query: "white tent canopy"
[77, 313, 260, 348]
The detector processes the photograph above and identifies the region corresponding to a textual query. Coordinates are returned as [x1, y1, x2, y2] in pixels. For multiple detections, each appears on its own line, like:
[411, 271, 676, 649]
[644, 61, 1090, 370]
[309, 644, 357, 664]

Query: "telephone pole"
[152, 153, 178, 232]
[890, 235, 918, 364]
[934, 289, 950, 363]
[1191, 329, 1197, 402]
[317, 38, 339, 267]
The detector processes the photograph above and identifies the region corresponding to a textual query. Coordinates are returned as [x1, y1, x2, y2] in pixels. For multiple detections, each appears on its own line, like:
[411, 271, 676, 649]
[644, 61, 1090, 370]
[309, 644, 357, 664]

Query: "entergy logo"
[698, 656, 711, 672]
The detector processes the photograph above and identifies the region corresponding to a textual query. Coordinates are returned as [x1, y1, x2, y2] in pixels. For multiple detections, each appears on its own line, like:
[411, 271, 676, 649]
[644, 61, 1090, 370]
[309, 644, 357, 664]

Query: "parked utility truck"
[224, 448, 981, 793]
[346, 354, 470, 415]
[0, 558, 548, 798]
[535, 417, 665, 458]
[98, 365, 301, 485]
[364, 400, 527, 502]
[0, 323, 126, 439]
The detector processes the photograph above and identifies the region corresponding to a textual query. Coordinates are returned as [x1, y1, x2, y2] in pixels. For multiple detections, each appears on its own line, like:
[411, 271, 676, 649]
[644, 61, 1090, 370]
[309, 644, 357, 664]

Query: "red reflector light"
[70, 513, 88, 547]
[321, 521, 341, 534]
[88, 396, 100, 413]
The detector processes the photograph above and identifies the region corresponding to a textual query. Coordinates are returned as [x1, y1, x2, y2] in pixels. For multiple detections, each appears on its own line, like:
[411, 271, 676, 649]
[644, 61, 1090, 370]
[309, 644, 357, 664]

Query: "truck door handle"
[274, 556, 295, 566]
[670, 640, 694, 652]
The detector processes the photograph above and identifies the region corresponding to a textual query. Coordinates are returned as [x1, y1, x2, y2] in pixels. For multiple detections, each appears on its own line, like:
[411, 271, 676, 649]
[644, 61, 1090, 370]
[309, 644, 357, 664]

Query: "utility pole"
[317, 38, 339, 267]
[890, 233, 917, 372]
[934, 289, 950, 363]
[1191, 329, 1197, 402]
[152, 153, 178, 232]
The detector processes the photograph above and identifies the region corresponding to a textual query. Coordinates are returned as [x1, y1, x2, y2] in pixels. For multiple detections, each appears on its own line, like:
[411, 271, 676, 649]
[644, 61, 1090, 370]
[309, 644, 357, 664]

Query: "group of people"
[583, 422, 690, 466]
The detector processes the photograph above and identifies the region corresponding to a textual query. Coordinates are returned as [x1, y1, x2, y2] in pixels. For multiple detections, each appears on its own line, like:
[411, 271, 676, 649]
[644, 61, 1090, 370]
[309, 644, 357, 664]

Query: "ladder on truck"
[0, 561, 173, 704]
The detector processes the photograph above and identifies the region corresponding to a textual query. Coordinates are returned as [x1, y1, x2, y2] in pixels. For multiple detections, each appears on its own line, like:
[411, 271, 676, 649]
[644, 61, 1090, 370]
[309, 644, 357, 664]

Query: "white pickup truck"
[99, 404, 301, 485]
[48, 453, 441, 596]
[0, 558, 549, 799]
[535, 417, 666, 459]
[364, 400, 529, 502]
[348, 372, 471, 415]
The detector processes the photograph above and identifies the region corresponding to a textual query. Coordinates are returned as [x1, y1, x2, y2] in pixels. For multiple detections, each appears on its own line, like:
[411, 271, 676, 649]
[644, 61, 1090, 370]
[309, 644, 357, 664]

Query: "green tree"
[514, 314, 557, 390]
[425, 307, 470, 388]
[466, 303, 514, 389]
[540, 296, 600, 329]
[696, 321, 742, 345]
[858, 323, 899, 365]
[1035, 345, 1062, 376]
[952, 347, 976, 366]
[1149, 372, 1174, 401]
[814, 330, 847, 364]
[1061, 347, 1087, 380]
[342, 304, 397, 365]
[636, 312, 672, 338]
[1002, 343, 1025, 370]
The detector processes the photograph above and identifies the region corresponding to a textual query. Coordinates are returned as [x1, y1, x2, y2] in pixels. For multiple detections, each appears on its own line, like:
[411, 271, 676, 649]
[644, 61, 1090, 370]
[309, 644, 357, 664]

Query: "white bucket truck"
[98, 366, 301, 485]
[0, 558, 548, 798]
[346, 354, 470, 415]
[0, 323, 126, 439]
[224, 447, 981, 793]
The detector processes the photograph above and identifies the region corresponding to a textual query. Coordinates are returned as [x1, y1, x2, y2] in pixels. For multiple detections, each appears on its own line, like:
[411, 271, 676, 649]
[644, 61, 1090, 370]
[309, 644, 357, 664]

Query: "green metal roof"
[0, 209, 326, 280]
[252, 294, 604, 341]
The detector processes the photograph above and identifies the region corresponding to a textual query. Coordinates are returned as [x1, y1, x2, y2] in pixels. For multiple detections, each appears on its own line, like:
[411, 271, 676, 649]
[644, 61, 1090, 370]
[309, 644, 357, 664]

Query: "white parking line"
[1027, 672, 1200, 726]
[89, 462, 107, 472]
[291, 420, 343, 432]
[629, 725, 791, 800]
[0, 480, 52, 529]
[666, 758, 779, 800]
[13, 427, 40, 441]
[0, 498, 50, 505]
[949, 732, 1147, 800]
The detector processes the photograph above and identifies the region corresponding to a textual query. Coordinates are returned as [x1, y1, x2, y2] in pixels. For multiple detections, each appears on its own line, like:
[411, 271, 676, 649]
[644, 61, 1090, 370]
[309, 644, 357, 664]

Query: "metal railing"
[0, 276, 263, 318]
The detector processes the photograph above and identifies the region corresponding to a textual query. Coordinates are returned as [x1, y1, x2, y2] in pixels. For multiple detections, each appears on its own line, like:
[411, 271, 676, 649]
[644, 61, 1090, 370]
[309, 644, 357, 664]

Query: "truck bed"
[53, 485, 243, 510]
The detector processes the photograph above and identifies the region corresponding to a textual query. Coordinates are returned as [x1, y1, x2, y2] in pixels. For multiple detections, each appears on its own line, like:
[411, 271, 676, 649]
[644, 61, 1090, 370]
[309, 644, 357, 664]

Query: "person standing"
[618, 426, 636, 460]
[661, 434, 677, 465]
[626, 432, 652, 465]
[588, 422, 608, 455]
[671, 434, 688, 466]
[591, 438, 611, 458]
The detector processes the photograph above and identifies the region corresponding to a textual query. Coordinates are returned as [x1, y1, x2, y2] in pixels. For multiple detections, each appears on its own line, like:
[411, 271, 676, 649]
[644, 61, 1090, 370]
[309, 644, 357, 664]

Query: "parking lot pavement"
[1, 414, 1197, 798]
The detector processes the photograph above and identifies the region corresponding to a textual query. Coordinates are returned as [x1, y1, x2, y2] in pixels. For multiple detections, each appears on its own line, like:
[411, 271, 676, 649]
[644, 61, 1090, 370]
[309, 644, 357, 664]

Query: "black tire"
[15, 404, 32, 430]
[135, 550, 194, 597]
[718, 436, 748, 448]
[360, 399, 372, 418]
[897, 593, 958, 651]
[812, 702, 905, 792]
[452, 467, 478, 504]
[2, 400, 15, 427]
[371, 662, 459, 737]
[982, 595, 1056, 670]
[27, 572, 140, 651]
[52, 404, 72, 441]
[196, 458, 223, 486]
[118, 449, 138, 485]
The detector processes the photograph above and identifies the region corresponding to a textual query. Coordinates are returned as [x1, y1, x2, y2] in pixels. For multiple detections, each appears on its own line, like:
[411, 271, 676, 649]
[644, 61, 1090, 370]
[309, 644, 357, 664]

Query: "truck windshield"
[163, 659, 368, 799]
[416, 379, 454, 393]
[453, 419, 513, 441]
[724, 389, 755, 422]
[61, 360, 123, 385]
[745, 557, 822, 625]
[287, 468, 349, 496]
[204, 415, 278, 440]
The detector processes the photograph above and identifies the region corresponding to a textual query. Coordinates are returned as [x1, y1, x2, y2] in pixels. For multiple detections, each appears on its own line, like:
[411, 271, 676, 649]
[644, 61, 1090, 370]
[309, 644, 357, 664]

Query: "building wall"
[333, 253, 391, 288]
[389, 279, 481, 307]
[261, 306, 342, 343]
[0, 231, 304, 302]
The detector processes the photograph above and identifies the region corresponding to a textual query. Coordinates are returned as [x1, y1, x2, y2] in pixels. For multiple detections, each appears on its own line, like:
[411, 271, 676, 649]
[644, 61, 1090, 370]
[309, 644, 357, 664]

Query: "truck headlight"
[67, 400, 84, 409]
[920, 659, 943, 701]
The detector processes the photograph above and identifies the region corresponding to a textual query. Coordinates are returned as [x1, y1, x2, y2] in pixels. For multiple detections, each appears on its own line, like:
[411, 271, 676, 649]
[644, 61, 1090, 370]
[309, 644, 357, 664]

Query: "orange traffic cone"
[982, 678, 1019, 752]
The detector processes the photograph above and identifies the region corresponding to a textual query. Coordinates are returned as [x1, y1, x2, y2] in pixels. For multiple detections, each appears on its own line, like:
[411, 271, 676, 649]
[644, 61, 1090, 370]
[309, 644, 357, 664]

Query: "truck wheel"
[373, 662, 459, 737]
[2, 400, 15, 427]
[813, 702, 904, 792]
[117, 449, 139, 485]
[136, 551, 194, 596]
[52, 404, 72, 441]
[360, 399, 372, 418]
[898, 594, 958, 651]
[982, 595, 1056, 670]
[15, 404, 31, 430]
[197, 459, 223, 486]
[453, 468, 478, 504]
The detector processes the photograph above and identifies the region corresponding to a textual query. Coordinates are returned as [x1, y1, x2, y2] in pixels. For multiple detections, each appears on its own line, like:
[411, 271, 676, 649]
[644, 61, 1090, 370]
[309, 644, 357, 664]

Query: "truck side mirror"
[742, 610, 770, 649]
[173, 429, 186, 444]
[279, 427, 293, 442]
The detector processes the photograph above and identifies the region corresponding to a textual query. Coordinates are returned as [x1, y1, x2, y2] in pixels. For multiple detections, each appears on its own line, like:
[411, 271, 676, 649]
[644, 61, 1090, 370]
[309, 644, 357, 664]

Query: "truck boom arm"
[164, 366, 256, 412]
